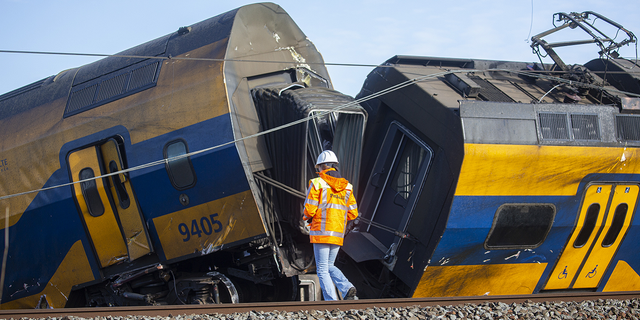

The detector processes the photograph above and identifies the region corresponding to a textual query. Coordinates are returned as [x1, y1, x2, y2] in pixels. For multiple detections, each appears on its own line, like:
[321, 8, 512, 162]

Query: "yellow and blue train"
[0, 3, 366, 307]
[0, 4, 638, 308]
[345, 11, 640, 298]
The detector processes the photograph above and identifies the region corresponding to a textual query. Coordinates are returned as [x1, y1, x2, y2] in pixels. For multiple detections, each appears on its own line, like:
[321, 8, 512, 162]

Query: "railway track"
[1, 291, 638, 319]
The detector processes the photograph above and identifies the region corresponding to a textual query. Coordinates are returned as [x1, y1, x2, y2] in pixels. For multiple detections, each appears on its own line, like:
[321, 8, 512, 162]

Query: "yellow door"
[68, 139, 152, 268]
[68, 146, 129, 268]
[544, 184, 638, 290]
[100, 139, 152, 261]
[574, 185, 638, 288]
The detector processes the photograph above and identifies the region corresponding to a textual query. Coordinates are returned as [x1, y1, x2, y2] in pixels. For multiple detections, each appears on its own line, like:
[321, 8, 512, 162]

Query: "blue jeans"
[313, 243, 353, 300]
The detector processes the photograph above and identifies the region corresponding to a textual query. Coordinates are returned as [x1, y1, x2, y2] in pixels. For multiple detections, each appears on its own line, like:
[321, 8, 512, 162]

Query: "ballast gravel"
[15, 298, 640, 320]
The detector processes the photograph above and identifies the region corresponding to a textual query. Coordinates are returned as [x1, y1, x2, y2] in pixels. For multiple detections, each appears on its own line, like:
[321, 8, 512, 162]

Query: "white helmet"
[315, 150, 339, 166]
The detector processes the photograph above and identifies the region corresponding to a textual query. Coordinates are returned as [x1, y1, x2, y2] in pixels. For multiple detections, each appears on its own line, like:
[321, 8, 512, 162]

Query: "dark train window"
[108, 160, 130, 209]
[163, 140, 196, 190]
[601, 203, 628, 247]
[79, 168, 105, 217]
[390, 139, 427, 203]
[573, 203, 600, 248]
[485, 204, 555, 249]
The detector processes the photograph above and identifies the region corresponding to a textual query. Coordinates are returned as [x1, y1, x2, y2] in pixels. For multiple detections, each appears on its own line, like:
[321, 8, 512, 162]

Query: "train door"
[68, 138, 152, 268]
[544, 184, 638, 290]
[343, 122, 433, 265]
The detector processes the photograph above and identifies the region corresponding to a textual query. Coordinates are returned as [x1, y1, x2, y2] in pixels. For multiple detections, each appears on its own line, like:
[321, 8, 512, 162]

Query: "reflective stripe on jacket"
[303, 168, 358, 246]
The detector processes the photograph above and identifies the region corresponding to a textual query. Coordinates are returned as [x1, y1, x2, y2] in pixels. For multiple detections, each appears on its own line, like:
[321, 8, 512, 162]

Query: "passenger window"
[390, 140, 427, 201]
[108, 160, 130, 209]
[573, 203, 600, 248]
[601, 203, 628, 247]
[79, 168, 105, 217]
[485, 204, 555, 249]
[164, 140, 196, 190]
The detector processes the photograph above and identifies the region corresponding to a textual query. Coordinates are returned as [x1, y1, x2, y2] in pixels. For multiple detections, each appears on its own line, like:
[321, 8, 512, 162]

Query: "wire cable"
[0, 49, 385, 69]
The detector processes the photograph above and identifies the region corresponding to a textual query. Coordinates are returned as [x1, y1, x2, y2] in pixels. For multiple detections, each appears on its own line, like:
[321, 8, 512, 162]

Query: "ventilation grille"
[616, 115, 640, 141]
[540, 112, 601, 141]
[67, 84, 99, 114]
[129, 62, 159, 90]
[95, 73, 127, 102]
[64, 61, 161, 117]
[540, 113, 569, 140]
[571, 114, 600, 140]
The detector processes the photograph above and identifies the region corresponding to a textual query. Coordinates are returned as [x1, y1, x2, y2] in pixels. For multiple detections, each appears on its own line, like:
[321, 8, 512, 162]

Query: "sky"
[0, 0, 638, 98]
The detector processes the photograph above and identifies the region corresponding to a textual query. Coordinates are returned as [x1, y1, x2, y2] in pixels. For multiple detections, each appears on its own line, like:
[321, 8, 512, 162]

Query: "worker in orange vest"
[303, 150, 358, 300]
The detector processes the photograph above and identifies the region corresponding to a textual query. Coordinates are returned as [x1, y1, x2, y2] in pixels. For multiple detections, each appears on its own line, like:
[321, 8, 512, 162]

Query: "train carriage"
[0, 3, 366, 308]
[345, 11, 640, 298]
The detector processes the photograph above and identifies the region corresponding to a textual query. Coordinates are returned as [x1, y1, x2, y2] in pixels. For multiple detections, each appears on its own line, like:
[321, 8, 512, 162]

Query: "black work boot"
[344, 287, 357, 300]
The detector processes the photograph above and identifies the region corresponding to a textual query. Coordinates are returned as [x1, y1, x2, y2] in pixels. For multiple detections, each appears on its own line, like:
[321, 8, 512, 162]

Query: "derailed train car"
[0, 3, 366, 308]
[344, 11, 640, 298]
[1, 3, 640, 309]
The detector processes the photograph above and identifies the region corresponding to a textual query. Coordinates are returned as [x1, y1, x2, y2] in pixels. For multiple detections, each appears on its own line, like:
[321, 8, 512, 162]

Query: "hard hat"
[315, 150, 339, 166]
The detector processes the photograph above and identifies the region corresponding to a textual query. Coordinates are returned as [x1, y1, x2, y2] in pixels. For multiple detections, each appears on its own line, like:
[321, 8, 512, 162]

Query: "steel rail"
[0, 291, 638, 319]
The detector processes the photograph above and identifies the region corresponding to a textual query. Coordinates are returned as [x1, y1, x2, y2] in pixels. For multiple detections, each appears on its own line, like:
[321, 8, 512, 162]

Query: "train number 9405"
[178, 213, 223, 242]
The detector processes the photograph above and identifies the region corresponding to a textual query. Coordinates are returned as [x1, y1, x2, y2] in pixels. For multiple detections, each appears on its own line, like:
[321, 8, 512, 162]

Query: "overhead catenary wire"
[0, 49, 385, 69]
[0, 49, 639, 76]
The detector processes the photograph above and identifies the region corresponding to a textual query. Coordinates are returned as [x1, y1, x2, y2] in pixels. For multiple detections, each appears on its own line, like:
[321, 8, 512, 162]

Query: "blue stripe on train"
[127, 113, 248, 218]
[433, 194, 581, 266]
[0, 170, 92, 303]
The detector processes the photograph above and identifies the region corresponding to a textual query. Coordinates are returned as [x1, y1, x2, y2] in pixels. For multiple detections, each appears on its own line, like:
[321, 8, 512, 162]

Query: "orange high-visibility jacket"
[303, 168, 358, 246]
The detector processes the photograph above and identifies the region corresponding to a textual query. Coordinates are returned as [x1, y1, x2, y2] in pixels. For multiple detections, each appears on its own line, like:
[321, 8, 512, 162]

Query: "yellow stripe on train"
[413, 263, 547, 297]
[153, 190, 265, 261]
[456, 144, 640, 196]
[603, 260, 640, 292]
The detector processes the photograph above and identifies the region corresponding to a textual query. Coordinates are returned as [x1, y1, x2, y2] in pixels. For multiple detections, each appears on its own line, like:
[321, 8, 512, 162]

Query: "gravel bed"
[13, 298, 640, 320]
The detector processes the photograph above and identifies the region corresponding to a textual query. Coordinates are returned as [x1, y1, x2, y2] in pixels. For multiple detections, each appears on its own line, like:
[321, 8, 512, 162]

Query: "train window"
[390, 140, 427, 203]
[163, 140, 197, 190]
[79, 168, 105, 217]
[573, 203, 600, 248]
[108, 160, 131, 209]
[485, 204, 555, 249]
[601, 203, 628, 247]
